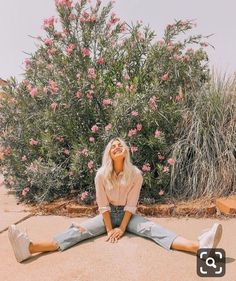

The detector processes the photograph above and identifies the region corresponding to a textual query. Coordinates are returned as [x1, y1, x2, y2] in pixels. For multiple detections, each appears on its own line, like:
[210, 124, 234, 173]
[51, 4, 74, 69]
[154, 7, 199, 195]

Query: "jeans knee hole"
[137, 221, 155, 233]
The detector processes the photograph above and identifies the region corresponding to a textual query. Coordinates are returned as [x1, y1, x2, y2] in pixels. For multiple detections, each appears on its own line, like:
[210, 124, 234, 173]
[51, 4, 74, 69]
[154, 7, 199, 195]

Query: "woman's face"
[109, 139, 126, 161]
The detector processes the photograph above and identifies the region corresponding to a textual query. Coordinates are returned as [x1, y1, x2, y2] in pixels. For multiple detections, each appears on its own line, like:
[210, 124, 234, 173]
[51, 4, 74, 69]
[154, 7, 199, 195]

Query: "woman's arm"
[120, 170, 143, 231]
[95, 172, 113, 233]
[119, 211, 133, 232]
[102, 210, 113, 233]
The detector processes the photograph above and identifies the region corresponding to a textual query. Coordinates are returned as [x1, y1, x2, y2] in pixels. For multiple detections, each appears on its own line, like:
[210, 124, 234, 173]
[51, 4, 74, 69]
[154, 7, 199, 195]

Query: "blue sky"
[0, 0, 235, 81]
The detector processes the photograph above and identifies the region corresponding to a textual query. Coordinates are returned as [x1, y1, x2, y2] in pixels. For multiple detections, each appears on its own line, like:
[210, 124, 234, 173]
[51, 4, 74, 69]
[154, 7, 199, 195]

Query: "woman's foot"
[8, 224, 32, 263]
[198, 223, 223, 249]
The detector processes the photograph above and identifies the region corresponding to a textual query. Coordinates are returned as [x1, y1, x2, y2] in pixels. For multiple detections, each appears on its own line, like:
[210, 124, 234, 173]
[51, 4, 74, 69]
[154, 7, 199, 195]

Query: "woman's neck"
[113, 159, 124, 175]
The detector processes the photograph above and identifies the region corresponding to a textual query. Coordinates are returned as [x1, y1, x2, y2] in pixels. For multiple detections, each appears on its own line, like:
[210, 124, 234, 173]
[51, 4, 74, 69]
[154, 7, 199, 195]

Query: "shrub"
[0, 0, 210, 204]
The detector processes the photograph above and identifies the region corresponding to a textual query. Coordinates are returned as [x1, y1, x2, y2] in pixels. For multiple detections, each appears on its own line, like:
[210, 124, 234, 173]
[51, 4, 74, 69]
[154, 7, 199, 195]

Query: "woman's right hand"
[105, 229, 118, 243]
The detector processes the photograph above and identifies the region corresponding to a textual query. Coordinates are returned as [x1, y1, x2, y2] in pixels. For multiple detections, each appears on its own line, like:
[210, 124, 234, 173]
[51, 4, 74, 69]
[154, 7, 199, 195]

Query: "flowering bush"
[0, 0, 210, 204]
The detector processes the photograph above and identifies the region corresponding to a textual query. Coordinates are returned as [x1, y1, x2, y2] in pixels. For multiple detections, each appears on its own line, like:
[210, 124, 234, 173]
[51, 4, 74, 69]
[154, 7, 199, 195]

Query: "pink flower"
[110, 12, 120, 24]
[127, 84, 136, 92]
[158, 189, 165, 196]
[29, 138, 38, 146]
[29, 88, 38, 97]
[68, 171, 74, 177]
[44, 38, 53, 46]
[116, 82, 123, 88]
[90, 15, 97, 22]
[167, 158, 176, 165]
[49, 80, 58, 93]
[4, 145, 11, 156]
[63, 149, 70, 155]
[128, 128, 137, 138]
[136, 123, 142, 131]
[89, 137, 95, 142]
[24, 58, 31, 68]
[158, 40, 165, 46]
[131, 111, 139, 116]
[21, 155, 27, 161]
[142, 163, 151, 172]
[105, 123, 112, 132]
[80, 191, 89, 201]
[102, 98, 113, 107]
[81, 47, 90, 57]
[22, 187, 30, 196]
[56, 136, 64, 142]
[43, 16, 56, 28]
[163, 166, 169, 173]
[155, 130, 161, 138]
[91, 125, 99, 133]
[97, 57, 105, 65]
[46, 64, 54, 70]
[87, 160, 94, 170]
[47, 48, 57, 56]
[148, 96, 157, 110]
[158, 154, 165, 161]
[86, 90, 94, 101]
[161, 73, 169, 81]
[124, 74, 130, 80]
[200, 42, 208, 47]
[75, 91, 82, 99]
[119, 22, 126, 32]
[77, 148, 89, 157]
[183, 55, 190, 61]
[76, 73, 81, 80]
[130, 145, 138, 153]
[173, 54, 182, 61]
[50, 102, 58, 111]
[56, 0, 72, 8]
[87, 68, 96, 79]
[175, 95, 182, 102]
[66, 43, 76, 55]
[28, 163, 38, 172]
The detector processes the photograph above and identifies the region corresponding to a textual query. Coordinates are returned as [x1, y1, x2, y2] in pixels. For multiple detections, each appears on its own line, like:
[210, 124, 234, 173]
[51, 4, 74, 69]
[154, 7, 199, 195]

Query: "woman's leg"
[52, 214, 107, 251]
[8, 214, 108, 262]
[28, 224, 89, 254]
[29, 241, 59, 254]
[126, 214, 199, 254]
[170, 236, 199, 254]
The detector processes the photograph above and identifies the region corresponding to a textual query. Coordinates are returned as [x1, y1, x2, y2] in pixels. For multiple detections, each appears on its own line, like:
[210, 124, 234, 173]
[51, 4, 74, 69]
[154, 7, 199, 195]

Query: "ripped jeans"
[53, 203, 180, 252]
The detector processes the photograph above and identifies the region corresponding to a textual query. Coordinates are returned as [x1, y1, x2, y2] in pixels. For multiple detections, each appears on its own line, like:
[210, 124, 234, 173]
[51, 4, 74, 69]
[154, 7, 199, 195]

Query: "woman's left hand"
[106, 227, 125, 243]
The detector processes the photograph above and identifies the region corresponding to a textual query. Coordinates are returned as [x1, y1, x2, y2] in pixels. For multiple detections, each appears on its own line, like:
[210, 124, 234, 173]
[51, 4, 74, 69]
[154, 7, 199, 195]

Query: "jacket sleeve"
[95, 172, 111, 214]
[124, 170, 143, 214]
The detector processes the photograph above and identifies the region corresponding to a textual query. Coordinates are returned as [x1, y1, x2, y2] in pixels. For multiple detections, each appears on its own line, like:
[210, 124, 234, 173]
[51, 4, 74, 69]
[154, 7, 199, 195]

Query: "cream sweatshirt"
[95, 166, 143, 215]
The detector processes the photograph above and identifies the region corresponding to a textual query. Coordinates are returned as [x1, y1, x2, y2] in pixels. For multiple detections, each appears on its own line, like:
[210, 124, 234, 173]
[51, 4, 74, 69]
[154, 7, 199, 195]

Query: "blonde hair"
[96, 137, 139, 191]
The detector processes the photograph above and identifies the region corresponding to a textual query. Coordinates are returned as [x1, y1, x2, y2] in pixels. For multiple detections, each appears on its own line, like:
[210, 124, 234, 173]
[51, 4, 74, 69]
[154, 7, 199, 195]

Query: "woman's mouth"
[114, 149, 122, 154]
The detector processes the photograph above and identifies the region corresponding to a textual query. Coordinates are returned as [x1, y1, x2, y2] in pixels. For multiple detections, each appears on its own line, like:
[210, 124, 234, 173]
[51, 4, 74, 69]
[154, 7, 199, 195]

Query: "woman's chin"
[113, 154, 125, 160]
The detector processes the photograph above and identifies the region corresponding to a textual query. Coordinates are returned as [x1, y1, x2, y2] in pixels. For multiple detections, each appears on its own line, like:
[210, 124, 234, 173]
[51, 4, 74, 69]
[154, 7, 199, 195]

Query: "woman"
[8, 137, 223, 263]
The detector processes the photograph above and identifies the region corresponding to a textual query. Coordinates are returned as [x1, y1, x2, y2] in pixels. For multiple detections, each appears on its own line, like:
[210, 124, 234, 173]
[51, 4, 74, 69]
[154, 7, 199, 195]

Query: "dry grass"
[169, 72, 236, 201]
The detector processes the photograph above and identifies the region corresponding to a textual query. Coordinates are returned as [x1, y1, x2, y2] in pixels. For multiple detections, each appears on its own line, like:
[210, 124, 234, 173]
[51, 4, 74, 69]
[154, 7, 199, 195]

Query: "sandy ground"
[1, 176, 235, 281]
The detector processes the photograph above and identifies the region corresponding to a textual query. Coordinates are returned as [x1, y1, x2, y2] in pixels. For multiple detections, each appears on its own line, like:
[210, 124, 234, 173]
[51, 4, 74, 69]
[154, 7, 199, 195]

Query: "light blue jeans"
[53, 203, 179, 252]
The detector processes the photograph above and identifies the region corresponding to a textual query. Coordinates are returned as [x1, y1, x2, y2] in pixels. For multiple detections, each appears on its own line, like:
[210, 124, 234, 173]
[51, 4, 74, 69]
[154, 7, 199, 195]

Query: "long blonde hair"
[96, 137, 139, 190]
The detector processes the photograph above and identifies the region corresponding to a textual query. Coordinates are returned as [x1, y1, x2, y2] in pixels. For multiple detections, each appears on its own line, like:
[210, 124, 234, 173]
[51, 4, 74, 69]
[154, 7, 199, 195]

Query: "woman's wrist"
[119, 225, 125, 232]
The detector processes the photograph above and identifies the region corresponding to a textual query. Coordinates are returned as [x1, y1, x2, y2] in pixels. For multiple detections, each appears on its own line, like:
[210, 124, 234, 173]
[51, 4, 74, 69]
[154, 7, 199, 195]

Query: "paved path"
[0, 176, 235, 281]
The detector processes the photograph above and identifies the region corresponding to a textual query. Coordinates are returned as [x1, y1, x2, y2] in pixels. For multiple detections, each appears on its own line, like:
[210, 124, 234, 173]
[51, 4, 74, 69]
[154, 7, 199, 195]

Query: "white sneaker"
[8, 224, 32, 263]
[198, 223, 223, 249]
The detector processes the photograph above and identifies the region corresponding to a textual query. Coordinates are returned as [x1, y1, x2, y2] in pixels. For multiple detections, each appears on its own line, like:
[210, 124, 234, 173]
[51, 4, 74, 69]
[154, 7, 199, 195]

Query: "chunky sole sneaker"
[198, 223, 223, 249]
[8, 224, 32, 263]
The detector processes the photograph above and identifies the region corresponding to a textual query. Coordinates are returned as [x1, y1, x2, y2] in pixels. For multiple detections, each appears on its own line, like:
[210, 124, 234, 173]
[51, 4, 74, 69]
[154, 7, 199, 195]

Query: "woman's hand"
[106, 227, 125, 243]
